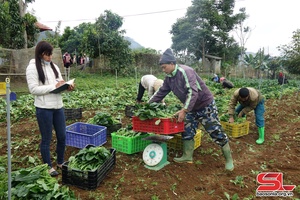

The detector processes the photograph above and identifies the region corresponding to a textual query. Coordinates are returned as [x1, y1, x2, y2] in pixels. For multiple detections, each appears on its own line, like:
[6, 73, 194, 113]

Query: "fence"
[0, 47, 64, 80]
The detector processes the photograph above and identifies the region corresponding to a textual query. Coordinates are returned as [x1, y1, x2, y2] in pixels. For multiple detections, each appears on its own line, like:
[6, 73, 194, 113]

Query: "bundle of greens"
[113, 127, 144, 137]
[68, 146, 111, 171]
[87, 112, 120, 127]
[134, 102, 182, 120]
[219, 113, 247, 124]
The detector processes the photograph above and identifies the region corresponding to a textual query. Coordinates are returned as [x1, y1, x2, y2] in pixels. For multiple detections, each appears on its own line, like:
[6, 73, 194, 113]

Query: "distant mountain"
[36, 31, 54, 44]
[124, 36, 144, 49]
[36, 32, 144, 50]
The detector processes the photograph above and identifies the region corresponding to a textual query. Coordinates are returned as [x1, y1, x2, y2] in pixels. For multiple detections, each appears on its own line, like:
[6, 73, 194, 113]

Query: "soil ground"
[1, 93, 300, 200]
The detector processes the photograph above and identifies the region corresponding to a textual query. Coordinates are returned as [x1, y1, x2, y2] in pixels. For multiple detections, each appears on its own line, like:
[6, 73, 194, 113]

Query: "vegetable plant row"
[0, 77, 299, 123]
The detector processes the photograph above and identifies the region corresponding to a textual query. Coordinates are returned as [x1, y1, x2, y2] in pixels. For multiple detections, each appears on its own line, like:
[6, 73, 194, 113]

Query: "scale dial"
[143, 143, 164, 166]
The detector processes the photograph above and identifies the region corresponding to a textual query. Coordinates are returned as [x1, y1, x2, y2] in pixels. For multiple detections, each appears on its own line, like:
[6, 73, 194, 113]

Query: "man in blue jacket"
[149, 48, 234, 171]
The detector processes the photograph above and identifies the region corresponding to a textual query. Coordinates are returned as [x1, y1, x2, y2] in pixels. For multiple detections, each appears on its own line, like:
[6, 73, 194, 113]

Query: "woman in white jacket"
[136, 75, 164, 103]
[26, 41, 74, 176]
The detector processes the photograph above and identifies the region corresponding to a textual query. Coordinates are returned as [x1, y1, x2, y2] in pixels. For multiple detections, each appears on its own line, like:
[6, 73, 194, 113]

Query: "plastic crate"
[221, 121, 250, 138]
[125, 105, 136, 118]
[132, 116, 184, 134]
[111, 132, 152, 154]
[62, 148, 116, 190]
[64, 108, 82, 120]
[0, 82, 6, 95]
[106, 123, 122, 136]
[167, 129, 202, 150]
[66, 122, 107, 148]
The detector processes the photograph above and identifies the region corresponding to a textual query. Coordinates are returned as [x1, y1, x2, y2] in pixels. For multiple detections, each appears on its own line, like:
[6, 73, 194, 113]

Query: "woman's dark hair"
[35, 41, 58, 84]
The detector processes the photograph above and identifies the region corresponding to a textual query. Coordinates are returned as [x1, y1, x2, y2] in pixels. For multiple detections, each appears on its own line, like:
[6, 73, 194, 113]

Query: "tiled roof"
[35, 22, 52, 32]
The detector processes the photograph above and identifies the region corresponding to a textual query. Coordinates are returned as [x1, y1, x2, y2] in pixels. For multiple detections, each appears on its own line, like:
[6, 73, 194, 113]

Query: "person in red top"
[278, 72, 288, 85]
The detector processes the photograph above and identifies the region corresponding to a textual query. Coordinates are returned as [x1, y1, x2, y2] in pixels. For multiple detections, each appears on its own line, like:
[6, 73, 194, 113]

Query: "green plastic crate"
[111, 132, 152, 154]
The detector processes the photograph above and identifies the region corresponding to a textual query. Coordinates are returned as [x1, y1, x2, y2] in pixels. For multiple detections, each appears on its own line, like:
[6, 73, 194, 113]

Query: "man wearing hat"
[149, 48, 234, 171]
[228, 87, 265, 144]
[136, 75, 164, 103]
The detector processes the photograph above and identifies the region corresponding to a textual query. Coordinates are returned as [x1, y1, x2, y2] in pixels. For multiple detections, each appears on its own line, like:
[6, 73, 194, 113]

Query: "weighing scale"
[142, 135, 173, 171]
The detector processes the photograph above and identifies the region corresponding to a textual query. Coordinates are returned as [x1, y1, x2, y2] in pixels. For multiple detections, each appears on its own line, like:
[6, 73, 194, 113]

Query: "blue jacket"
[149, 64, 214, 112]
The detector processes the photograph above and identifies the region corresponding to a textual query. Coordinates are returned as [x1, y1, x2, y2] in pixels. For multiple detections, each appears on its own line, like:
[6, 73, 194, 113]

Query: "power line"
[122, 8, 186, 17]
[40, 8, 187, 24]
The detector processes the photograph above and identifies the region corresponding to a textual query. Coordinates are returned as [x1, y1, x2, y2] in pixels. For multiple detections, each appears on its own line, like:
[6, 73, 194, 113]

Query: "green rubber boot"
[221, 143, 234, 171]
[256, 127, 265, 144]
[173, 139, 194, 163]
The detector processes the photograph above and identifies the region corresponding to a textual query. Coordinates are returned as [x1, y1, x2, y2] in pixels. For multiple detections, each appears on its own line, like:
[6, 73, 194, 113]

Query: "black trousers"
[136, 82, 145, 102]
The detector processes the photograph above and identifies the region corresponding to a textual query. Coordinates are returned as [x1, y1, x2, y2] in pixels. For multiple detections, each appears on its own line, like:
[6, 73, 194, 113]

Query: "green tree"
[132, 48, 160, 68]
[94, 10, 132, 69]
[60, 24, 91, 55]
[234, 7, 251, 64]
[268, 56, 282, 79]
[0, 0, 38, 49]
[59, 10, 132, 70]
[45, 21, 62, 48]
[244, 48, 270, 78]
[278, 29, 300, 74]
[170, 0, 247, 65]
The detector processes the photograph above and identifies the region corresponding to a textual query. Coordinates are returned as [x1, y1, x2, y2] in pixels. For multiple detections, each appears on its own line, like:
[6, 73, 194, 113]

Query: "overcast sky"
[27, 0, 300, 56]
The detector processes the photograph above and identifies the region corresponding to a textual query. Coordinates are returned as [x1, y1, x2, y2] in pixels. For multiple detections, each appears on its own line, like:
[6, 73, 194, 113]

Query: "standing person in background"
[72, 54, 77, 66]
[26, 41, 75, 177]
[278, 72, 288, 85]
[85, 54, 89, 66]
[63, 52, 72, 80]
[79, 54, 86, 70]
[228, 87, 265, 144]
[149, 48, 234, 171]
[220, 77, 234, 89]
[136, 75, 164, 103]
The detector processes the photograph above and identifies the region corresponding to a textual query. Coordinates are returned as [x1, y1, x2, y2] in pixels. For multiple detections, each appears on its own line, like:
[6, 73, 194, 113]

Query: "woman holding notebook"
[26, 41, 75, 177]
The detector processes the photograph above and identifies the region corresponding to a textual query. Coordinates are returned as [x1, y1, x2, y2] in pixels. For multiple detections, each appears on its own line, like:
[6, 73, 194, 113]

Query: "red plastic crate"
[132, 116, 184, 134]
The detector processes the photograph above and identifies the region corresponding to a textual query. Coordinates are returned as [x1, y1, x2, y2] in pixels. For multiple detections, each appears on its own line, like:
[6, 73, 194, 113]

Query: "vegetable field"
[1, 72, 300, 200]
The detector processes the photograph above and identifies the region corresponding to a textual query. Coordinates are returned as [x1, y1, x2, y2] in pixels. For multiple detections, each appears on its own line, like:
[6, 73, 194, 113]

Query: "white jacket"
[26, 59, 64, 109]
[141, 75, 157, 98]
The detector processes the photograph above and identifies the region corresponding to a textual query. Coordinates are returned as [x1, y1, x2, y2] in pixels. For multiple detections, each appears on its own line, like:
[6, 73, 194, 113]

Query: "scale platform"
[142, 135, 174, 171]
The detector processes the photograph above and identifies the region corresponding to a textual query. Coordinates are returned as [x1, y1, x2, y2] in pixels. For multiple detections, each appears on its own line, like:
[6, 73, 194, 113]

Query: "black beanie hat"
[239, 88, 249, 98]
[159, 48, 176, 65]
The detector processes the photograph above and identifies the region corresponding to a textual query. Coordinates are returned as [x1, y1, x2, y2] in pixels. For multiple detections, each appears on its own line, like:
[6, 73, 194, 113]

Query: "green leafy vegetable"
[68, 146, 111, 171]
[9, 164, 75, 199]
[219, 113, 246, 124]
[134, 102, 181, 120]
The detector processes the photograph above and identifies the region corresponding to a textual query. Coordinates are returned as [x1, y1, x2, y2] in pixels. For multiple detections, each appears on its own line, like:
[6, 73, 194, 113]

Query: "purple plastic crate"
[66, 122, 107, 148]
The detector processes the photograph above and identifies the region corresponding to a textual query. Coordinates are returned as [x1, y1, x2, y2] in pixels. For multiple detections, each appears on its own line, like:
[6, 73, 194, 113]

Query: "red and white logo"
[256, 172, 296, 197]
